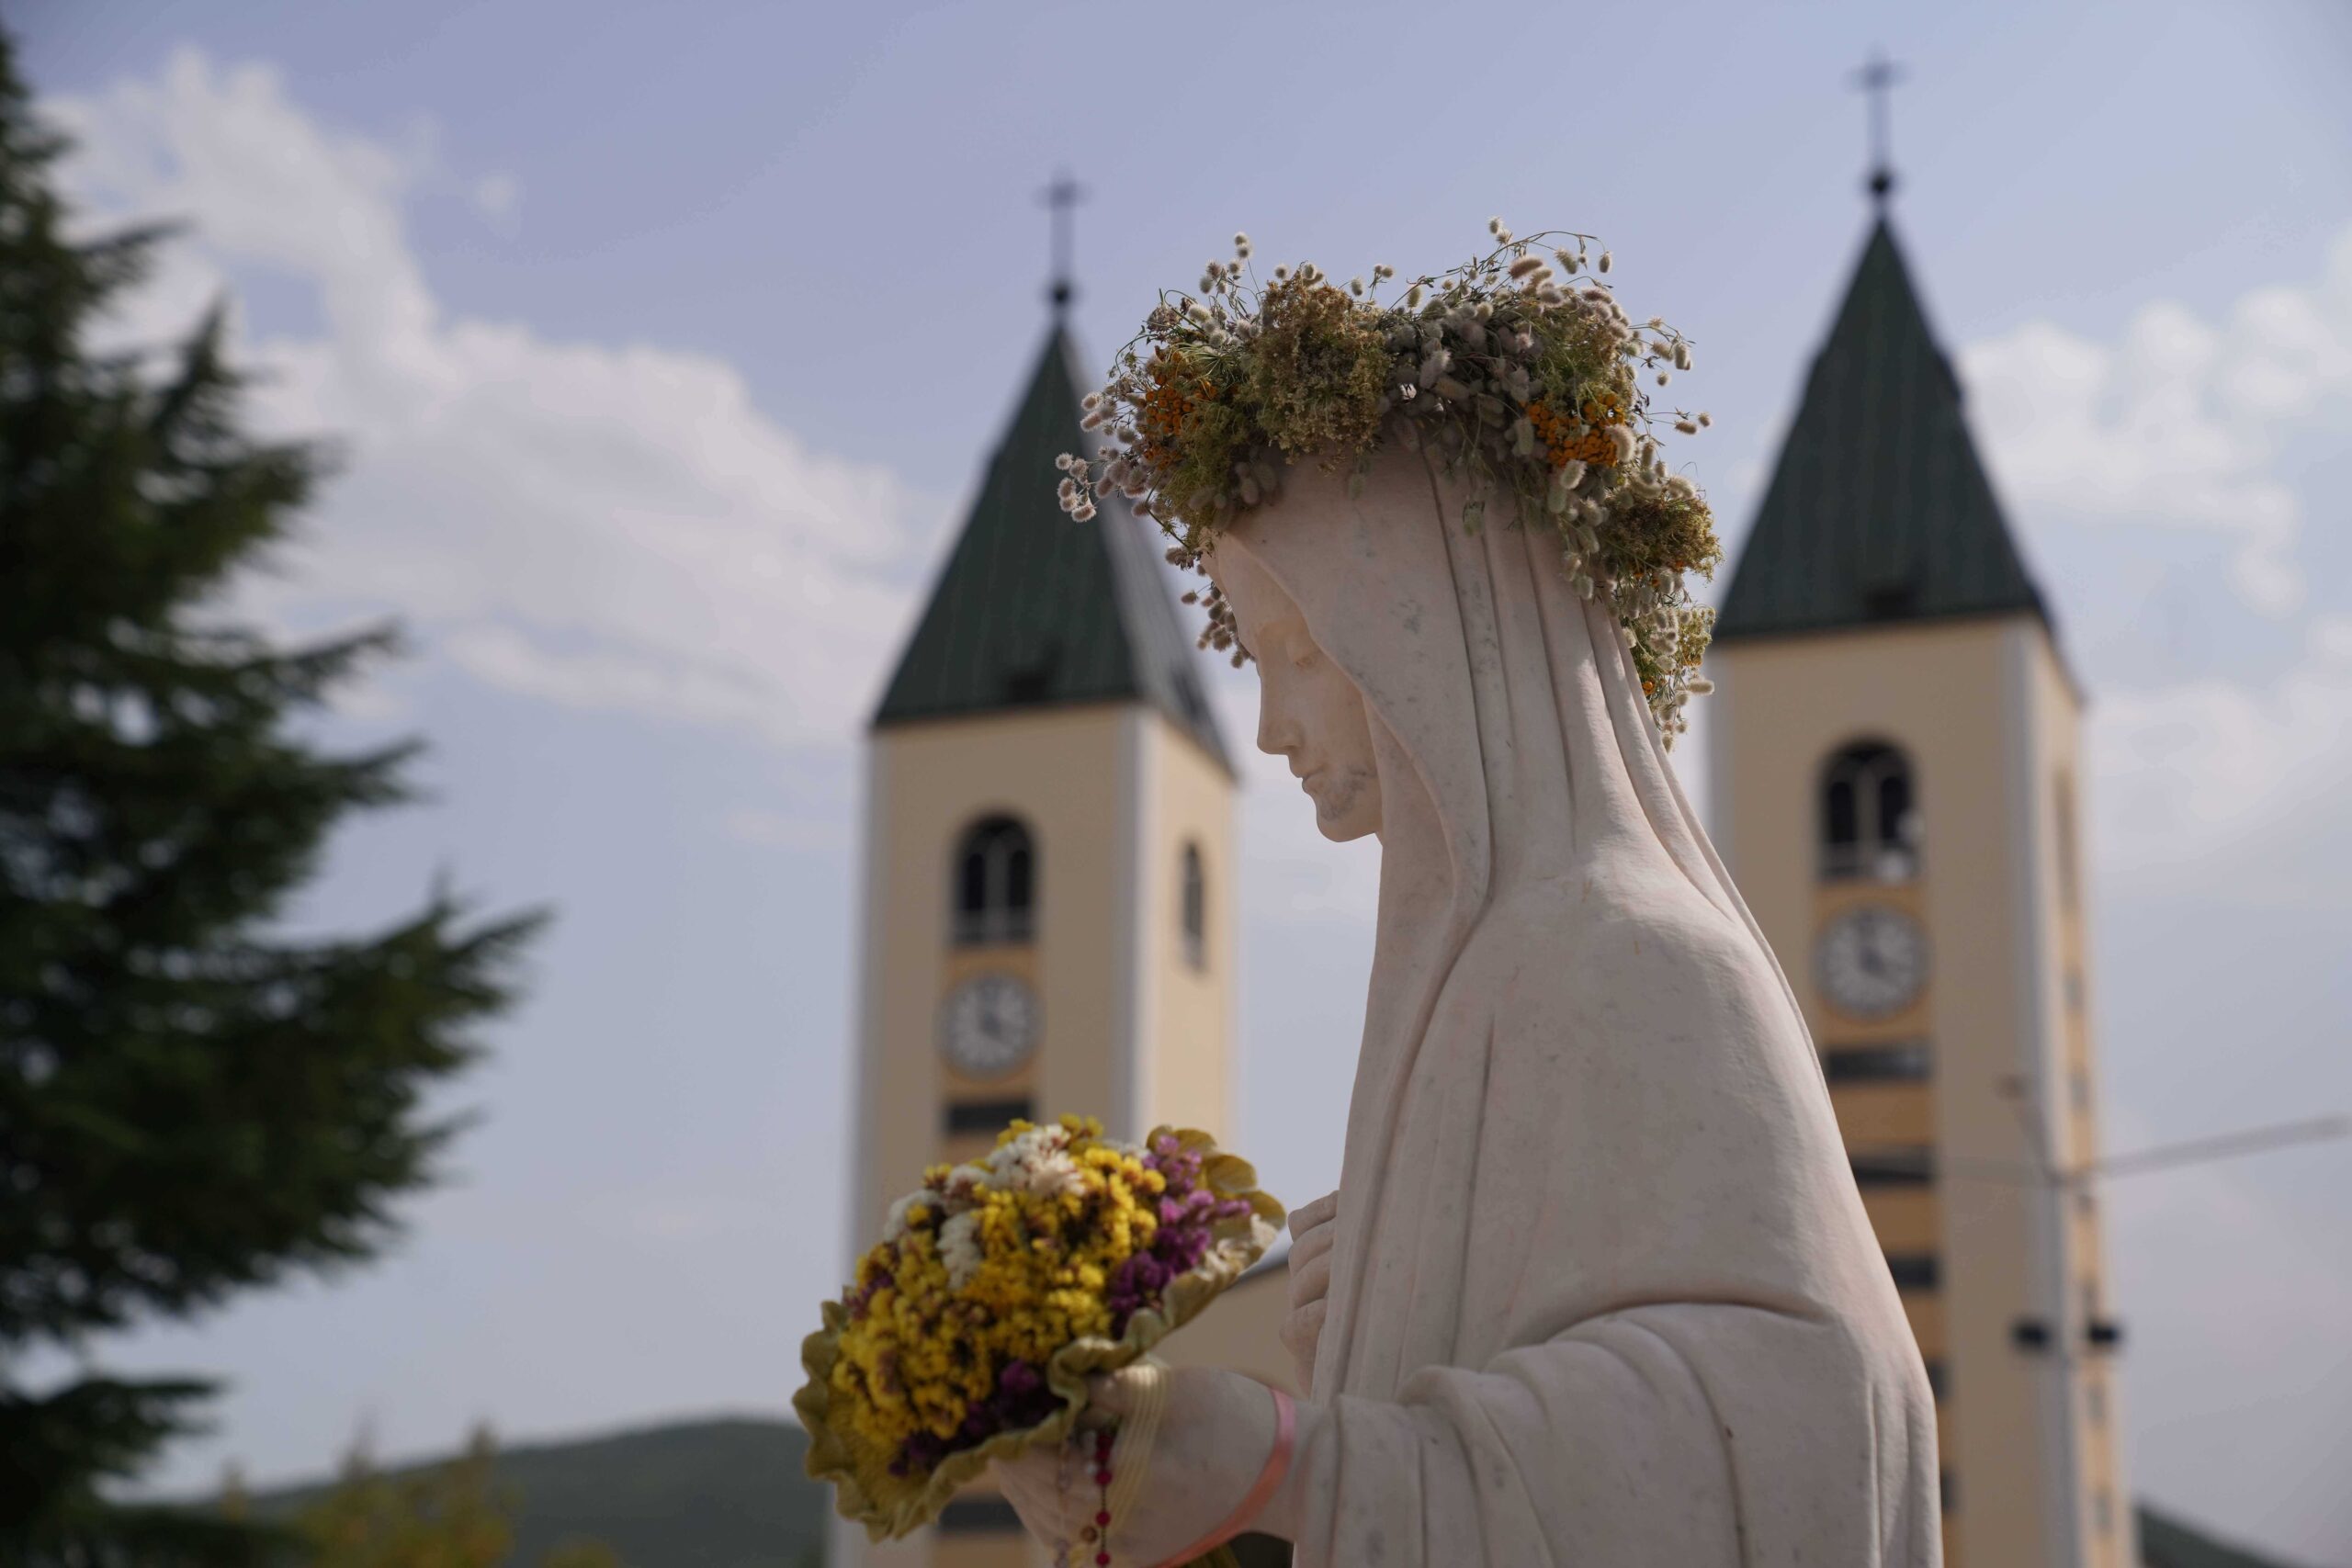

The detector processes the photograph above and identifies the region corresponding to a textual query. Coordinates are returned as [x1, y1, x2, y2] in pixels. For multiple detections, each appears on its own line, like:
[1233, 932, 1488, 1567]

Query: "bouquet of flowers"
[795, 1116, 1283, 1546]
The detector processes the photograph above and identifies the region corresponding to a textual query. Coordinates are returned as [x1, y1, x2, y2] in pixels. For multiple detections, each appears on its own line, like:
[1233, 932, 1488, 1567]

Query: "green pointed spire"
[872, 327, 1231, 770]
[1716, 219, 2048, 641]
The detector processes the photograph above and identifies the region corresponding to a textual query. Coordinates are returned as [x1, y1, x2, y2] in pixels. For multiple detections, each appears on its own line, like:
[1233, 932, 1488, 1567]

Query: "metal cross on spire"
[1038, 169, 1088, 314]
[1849, 49, 1906, 206]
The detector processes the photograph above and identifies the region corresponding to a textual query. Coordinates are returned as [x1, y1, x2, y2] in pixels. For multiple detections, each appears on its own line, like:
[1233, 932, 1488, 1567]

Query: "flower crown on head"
[1057, 220, 1724, 740]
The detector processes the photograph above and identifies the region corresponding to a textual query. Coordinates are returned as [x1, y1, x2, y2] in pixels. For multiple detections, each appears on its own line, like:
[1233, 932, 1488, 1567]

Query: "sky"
[13, 0, 2352, 1560]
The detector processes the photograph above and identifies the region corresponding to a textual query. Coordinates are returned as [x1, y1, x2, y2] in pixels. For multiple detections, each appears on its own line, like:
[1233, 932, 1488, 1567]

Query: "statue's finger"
[1289, 1222, 1337, 1275]
[1288, 1190, 1340, 1235]
[1281, 1299, 1327, 1355]
[1298, 1241, 1336, 1297]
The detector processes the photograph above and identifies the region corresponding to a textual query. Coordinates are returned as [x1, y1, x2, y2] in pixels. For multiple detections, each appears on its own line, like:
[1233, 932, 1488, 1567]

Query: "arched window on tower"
[1181, 841, 1207, 970]
[954, 815, 1035, 945]
[1820, 740, 1921, 883]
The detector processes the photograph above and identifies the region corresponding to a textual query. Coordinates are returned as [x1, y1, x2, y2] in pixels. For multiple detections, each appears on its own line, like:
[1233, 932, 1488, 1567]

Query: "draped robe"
[1217, 447, 1939, 1567]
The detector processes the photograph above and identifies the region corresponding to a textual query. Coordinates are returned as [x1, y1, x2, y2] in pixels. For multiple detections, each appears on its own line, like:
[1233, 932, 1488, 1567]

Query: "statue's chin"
[1314, 800, 1380, 843]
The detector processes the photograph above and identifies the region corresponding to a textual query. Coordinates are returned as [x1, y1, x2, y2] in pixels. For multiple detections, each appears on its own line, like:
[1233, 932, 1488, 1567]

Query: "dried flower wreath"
[1057, 220, 1724, 739]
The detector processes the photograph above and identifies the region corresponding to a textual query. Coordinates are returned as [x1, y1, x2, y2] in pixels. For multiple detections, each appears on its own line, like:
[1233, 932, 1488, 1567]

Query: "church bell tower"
[842, 321, 1244, 1566]
[1708, 212, 2130, 1568]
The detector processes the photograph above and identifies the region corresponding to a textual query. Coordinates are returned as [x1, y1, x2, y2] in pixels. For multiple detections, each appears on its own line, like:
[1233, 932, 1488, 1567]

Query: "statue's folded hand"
[1283, 1190, 1339, 1396]
[995, 1366, 1306, 1562]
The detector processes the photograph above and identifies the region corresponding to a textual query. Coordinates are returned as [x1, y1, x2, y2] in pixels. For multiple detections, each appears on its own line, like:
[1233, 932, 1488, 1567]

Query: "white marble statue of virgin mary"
[998, 444, 1940, 1566]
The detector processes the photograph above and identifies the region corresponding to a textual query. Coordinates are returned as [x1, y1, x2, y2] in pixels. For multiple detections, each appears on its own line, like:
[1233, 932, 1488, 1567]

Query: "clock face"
[938, 973, 1040, 1079]
[1816, 905, 1929, 1021]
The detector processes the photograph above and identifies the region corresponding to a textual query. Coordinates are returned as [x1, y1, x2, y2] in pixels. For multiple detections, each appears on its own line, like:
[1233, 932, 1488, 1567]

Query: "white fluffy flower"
[977, 1124, 1090, 1201]
[939, 1211, 983, 1289]
[1021, 1150, 1088, 1201]
[881, 1190, 921, 1242]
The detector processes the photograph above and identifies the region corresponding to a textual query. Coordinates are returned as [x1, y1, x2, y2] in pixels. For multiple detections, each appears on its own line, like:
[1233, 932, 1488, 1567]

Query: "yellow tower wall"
[1132, 713, 1238, 1143]
[842, 700, 1241, 1568]
[1708, 614, 2128, 1568]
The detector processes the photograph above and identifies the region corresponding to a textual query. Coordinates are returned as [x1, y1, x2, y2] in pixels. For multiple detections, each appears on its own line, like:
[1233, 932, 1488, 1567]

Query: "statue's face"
[1211, 547, 1382, 842]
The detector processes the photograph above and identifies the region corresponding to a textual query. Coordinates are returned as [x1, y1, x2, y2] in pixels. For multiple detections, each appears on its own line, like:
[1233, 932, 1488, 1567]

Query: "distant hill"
[253, 1416, 822, 1568]
[2139, 1505, 2331, 1568]
[249, 1415, 2322, 1568]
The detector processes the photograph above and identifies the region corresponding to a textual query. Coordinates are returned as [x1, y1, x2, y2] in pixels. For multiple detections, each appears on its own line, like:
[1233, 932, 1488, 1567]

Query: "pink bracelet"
[1148, 1385, 1295, 1568]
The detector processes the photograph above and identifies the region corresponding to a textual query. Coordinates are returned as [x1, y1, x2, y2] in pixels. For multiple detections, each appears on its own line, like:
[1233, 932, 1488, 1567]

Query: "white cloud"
[470, 171, 518, 227]
[2091, 616, 2352, 885]
[1960, 226, 2352, 615]
[1956, 228, 2352, 897]
[50, 51, 929, 756]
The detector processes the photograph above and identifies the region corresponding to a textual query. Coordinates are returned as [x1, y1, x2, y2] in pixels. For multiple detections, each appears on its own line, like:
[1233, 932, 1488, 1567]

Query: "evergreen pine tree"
[0, 31, 545, 1562]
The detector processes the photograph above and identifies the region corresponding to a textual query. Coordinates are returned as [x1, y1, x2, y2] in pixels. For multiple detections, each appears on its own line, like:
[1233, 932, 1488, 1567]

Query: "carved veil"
[1216, 446, 1940, 1567]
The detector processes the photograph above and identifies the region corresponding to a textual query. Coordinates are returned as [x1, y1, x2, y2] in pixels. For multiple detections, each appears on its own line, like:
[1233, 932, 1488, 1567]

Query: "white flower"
[939, 1163, 987, 1209]
[881, 1190, 920, 1242]
[939, 1211, 983, 1289]
[1598, 250, 1613, 273]
[1020, 1150, 1088, 1201]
